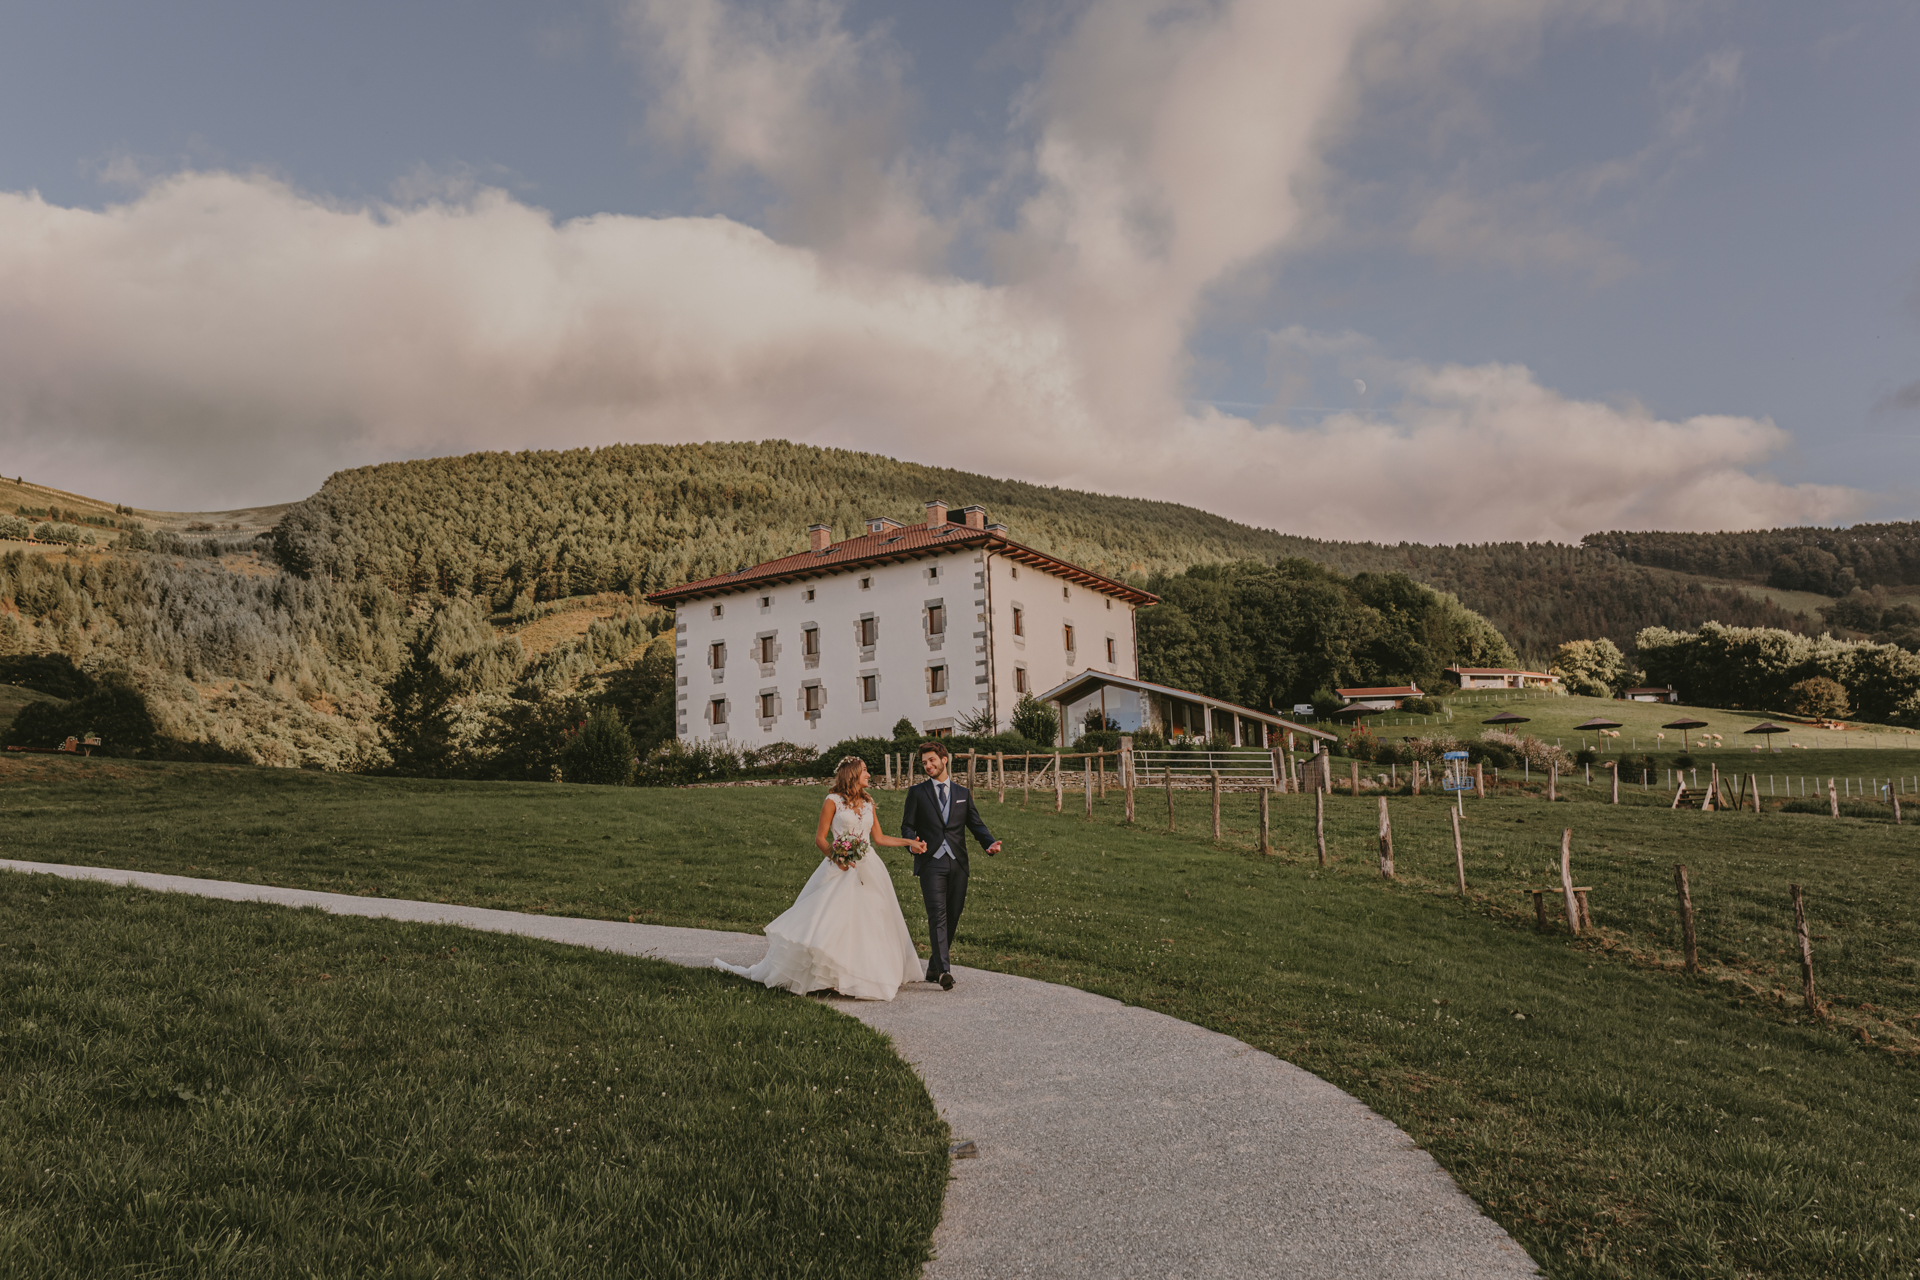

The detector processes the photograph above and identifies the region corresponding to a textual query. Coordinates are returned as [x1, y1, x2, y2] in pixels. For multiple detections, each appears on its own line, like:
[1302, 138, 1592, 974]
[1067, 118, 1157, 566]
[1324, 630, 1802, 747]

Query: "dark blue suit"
[900, 777, 996, 980]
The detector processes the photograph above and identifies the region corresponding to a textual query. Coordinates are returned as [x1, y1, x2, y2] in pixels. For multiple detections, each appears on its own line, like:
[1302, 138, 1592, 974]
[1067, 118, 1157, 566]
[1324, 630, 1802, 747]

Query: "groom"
[900, 740, 1001, 990]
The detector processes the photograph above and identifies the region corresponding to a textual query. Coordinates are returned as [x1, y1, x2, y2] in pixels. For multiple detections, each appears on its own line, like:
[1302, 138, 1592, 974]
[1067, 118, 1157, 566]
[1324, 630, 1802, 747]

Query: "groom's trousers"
[917, 857, 969, 979]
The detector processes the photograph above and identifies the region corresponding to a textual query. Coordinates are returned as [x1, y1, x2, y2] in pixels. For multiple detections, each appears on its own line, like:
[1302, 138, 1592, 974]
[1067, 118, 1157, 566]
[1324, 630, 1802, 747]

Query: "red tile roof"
[644, 519, 1158, 606]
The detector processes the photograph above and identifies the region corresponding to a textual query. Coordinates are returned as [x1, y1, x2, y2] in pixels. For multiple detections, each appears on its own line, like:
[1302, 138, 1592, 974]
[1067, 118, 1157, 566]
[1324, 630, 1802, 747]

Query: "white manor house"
[648, 500, 1319, 750]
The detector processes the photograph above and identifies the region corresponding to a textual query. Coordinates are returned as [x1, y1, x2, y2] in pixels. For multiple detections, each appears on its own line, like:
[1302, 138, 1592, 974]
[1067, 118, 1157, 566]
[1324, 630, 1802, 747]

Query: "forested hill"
[268, 441, 1817, 658]
[1585, 524, 1920, 596]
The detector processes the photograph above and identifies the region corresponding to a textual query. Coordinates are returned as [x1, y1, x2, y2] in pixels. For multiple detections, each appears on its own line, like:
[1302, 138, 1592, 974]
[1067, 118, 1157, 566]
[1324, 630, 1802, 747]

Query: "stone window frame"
[859, 670, 881, 708]
[711, 603, 724, 619]
[1105, 635, 1117, 665]
[927, 662, 949, 701]
[708, 696, 731, 733]
[1011, 603, 1026, 646]
[1063, 622, 1076, 656]
[855, 612, 878, 659]
[1014, 664, 1029, 694]
[757, 687, 781, 728]
[923, 597, 946, 651]
[758, 594, 772, 612]
[756, 629, 780, 674]
[801, 623, 821, 669]
[803, 588, 816, 602]
[709, 640, 727, 684]
[801, 679, 826, 721]
[859, 575, 872, 591]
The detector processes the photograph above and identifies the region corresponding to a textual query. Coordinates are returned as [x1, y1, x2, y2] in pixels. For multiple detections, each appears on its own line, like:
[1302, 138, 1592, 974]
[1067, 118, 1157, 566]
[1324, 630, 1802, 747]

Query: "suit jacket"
[901, 777, 996, 878]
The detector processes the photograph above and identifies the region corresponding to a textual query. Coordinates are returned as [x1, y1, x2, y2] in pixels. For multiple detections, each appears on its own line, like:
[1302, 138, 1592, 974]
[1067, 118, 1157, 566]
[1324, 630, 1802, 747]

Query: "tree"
[1553, 638, 1630, 698]
[1009, 694, 1058, 746]
[1787, 676, 1849, 720]
[562, 706, 636, 785]
[891, 717, 918, 742]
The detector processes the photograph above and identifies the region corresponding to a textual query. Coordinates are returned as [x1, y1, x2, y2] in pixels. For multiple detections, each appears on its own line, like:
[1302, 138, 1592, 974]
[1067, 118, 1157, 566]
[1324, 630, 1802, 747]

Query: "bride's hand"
[909, 839, 927, 855]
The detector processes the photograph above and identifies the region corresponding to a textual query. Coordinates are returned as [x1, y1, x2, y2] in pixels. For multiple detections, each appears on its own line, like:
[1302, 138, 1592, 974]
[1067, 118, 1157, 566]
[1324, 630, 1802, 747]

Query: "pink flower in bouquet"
[828, 834, 868, 870]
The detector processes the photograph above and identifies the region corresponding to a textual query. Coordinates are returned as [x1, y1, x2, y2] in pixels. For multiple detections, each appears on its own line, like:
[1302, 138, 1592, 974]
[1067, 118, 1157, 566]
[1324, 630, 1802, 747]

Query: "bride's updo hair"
[829, 755, 870, 807]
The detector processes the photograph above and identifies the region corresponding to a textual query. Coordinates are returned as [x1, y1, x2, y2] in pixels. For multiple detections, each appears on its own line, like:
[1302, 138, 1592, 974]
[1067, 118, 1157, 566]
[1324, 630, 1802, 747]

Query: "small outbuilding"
[1623, 685, 1679, 703]
[1336, 685, 1422, 711]
[1443, 666, 1560, 691]
[1035, 671, 1336, 749]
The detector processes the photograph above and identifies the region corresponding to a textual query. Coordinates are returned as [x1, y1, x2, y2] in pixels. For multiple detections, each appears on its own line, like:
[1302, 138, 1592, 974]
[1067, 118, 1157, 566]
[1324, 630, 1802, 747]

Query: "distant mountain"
[267, 440, 1819, 660]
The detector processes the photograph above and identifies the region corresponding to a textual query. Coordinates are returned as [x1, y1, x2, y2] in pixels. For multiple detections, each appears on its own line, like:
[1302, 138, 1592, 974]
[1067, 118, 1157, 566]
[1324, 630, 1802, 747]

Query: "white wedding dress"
[715, 792, 924, 1001]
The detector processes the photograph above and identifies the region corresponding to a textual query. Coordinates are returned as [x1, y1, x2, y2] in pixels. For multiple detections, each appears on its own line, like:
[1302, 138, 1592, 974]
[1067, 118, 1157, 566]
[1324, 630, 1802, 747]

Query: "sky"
[1, 0, 1916, 543]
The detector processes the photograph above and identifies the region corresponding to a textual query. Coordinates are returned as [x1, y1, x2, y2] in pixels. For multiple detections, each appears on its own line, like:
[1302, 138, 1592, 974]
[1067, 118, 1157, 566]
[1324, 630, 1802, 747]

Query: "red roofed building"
[646, 501, 1157, 746]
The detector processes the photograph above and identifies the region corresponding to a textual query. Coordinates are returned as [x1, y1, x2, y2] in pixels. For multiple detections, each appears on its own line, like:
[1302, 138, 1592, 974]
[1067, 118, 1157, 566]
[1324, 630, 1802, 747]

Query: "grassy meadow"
[7, 750, 1920, 1277]
[0, 863, 948, 1279]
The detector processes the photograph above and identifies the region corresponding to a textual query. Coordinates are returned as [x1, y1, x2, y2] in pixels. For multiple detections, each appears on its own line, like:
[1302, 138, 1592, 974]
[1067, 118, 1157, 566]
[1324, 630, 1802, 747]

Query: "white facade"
[669, 534, 1139, 747]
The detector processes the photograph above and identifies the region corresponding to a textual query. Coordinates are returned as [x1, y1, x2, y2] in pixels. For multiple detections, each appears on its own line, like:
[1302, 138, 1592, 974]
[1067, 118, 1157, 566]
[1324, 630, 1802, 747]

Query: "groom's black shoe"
[939, 972, 955, 991]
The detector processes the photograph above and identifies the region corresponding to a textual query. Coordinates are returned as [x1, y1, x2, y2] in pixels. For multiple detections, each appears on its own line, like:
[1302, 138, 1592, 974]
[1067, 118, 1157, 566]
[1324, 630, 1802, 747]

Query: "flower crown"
[836, 755, 868, 771]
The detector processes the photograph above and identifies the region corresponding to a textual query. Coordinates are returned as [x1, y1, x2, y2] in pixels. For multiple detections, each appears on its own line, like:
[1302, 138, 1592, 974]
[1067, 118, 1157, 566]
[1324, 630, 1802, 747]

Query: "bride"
[715, 756, 928, 1001]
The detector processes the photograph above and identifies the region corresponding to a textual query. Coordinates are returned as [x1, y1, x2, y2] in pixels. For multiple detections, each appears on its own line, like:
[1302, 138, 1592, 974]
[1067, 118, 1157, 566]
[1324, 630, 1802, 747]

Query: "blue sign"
[1442, 751, 1469, 760]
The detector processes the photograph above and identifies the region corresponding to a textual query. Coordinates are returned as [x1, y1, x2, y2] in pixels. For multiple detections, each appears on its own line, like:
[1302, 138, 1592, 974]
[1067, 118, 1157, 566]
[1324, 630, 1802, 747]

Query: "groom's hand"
[986, 841, 1002, 856]
[909, 839, 927, 854]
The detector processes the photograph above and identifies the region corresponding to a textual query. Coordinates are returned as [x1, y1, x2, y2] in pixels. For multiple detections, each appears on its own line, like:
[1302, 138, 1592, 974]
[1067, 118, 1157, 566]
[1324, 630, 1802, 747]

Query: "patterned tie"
[938, 782, 949, 820]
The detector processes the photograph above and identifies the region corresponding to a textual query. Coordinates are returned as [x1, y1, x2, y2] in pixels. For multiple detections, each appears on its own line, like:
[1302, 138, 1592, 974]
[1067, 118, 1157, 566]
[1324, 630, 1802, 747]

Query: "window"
[1012, 607, 1024, 637]
[860, 576, 871, 590]
[1063, 624, 1076, 652]
[711, 604, 724, 619]
[803, 626, 819, 657]
[804, 588, 815, 601]
[804, 685, 821, 713]
[709, 641, 726, 668]
[711, 698, 727, 725]
[1105, 598, 1112, 610]
[1011, 565, 1019, 579]
[759, 692, 777, 718]
[860, 674, 878, 703]
[1014, 666, 1028, 693]
[927, 604, 945, 635]
[929, 665, 947, 694]
[858, 617, 877, 646]
[929, 565, 940, 581]
[758, 635, 775, 664]
[759, 595, 771, 608]
[1062, 586, 1070, 601]
[1106, 637, 1117, 663]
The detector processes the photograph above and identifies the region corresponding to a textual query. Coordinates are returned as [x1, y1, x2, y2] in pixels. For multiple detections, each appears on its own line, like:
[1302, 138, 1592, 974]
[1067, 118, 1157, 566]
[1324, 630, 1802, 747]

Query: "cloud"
[0, 0, 1870, 542]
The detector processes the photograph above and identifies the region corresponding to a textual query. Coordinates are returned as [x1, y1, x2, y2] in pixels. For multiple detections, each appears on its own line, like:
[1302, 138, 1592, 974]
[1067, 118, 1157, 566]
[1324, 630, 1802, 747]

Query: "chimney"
[808, 523, 831, 552]
[924, 499, 947, 527]
[985, 522, 1008, 536]
[961, 504, 987, 529]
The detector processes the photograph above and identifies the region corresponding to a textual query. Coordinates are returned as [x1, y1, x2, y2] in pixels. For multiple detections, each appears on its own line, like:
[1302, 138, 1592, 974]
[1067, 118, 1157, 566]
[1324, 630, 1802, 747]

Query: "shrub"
[1400, 697, 1439, 715]
[1009, 694, 1058, 746]
[1672, 753, 1696, 771]
[891, 718, 919, 742]
[819, 737, 896, 774]
[560, 707, 636, 786]
[1072, 728, 1123, 753]
[3, 669, 158, 757]
[634, 738, 741, 786]
[1573, 747, 1597, 767]
[1787, 676, 1850, 720]
[1466, 741, 1514, 770]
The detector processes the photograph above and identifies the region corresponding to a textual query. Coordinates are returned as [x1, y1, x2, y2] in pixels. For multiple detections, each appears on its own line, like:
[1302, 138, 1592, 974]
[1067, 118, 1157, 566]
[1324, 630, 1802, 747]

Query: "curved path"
[4, 860, 1536, 1279]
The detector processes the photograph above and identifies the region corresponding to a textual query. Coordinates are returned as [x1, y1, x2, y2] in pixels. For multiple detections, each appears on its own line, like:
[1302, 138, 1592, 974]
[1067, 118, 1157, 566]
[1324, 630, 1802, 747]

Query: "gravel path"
[4, 859, 1536, 1278]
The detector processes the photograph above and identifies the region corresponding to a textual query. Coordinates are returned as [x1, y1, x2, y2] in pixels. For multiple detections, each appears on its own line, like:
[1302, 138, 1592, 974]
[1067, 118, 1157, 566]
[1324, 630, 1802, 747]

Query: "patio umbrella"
[1482, 711, 1530, 727]
[1745, 721, 1791, 752]
[1574, 715, 1623, 751]
[1663, 717, 1709, 731]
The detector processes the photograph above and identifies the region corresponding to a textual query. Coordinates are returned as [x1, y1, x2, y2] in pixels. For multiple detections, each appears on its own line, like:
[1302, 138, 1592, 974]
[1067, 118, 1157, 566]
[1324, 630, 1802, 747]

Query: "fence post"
[1166, 769, 1176, 832]
[1022, 754, 1031, 807]
[1674, 865, 1698, 973]
[1084, 761, 1093, 819]
[1451, 807, 1466, 893]
[1098, 751, 1107, 799]
[1610, 761, 1619, 805]
[1377, 796, 1394, 879]
[1896, 792, 1903, 825]
[1559, 828, 1579, 936]
[1548, 765, 1557, 803]
[1054, 753, 1064, 813]
[1122, 743, 1135, 824]
[1533, 890, 1548, 933]
[1211, 771, 1222, 840]
[1314, 788, 1327, 867]
[1350, 760, 1359, 798]
[1748, 773, 1760, 814]
[1259, 787, 1272, 856]
[1828, 778, 1839, 818]
[1475, 762, 1485, 799]
[1792, 884, 1817, 1014]
[997, 753, 1006, 804]
[968, 750, 977, 788]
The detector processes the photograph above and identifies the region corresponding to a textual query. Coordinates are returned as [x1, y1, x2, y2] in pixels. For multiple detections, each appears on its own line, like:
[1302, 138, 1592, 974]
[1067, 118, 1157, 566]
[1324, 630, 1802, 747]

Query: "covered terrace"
[1035, 672, 1337, 749]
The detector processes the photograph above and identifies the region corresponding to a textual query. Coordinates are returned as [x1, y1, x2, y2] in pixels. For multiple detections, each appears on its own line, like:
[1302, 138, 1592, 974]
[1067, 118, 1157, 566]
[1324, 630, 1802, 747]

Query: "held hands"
[986, 841, 1002, 857]
[908, 839, 928, 855]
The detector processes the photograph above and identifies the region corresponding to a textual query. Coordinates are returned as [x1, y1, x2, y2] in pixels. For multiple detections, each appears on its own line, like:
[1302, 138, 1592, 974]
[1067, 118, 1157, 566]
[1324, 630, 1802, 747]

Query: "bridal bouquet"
[827, 834, 870, 870]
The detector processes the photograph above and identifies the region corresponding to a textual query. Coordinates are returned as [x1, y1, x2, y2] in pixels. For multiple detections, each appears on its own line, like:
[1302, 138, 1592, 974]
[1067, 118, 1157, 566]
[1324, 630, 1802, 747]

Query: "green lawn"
[0, 868, 947, 1279]
[8, 755, 1920, 1277]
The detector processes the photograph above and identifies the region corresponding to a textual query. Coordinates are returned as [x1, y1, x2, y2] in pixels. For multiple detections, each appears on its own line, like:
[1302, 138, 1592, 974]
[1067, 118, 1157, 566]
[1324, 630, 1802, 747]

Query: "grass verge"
[0, 869, 947, 1279]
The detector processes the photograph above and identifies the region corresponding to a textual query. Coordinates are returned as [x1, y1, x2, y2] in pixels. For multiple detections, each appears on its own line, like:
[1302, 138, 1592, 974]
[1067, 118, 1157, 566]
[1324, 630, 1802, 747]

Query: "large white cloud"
[0, 0, 1868, 540]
